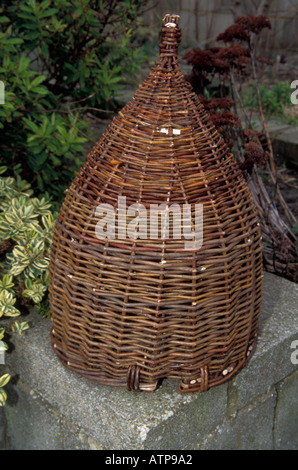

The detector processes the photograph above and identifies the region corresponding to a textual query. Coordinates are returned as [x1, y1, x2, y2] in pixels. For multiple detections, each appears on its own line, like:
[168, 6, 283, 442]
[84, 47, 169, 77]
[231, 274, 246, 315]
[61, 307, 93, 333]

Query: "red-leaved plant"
[183, 15, 297, 281]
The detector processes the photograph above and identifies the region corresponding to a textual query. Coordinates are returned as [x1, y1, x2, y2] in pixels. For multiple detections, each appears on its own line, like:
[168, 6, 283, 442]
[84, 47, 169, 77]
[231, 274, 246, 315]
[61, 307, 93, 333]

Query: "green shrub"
[0, 165, 55, 317]
[0, 166, 56, 404]
[244, 81, 294, 120]
[0, 0, 147, 202]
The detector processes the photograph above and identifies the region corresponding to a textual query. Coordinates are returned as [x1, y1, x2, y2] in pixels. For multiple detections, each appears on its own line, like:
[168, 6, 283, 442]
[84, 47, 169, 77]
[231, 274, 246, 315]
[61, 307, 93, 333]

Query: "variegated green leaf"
[10, 320, 29, 336]
[0, 340, 8, 351]
[33, 259, 49, 270]
[0, 388, 7, 406]
[3, 306, 21, 317]
[0, 373, 10, 387]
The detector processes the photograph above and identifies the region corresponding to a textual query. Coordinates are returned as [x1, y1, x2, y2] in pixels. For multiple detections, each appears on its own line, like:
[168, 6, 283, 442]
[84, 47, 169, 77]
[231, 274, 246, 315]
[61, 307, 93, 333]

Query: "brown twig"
[249, 47, 297, 225]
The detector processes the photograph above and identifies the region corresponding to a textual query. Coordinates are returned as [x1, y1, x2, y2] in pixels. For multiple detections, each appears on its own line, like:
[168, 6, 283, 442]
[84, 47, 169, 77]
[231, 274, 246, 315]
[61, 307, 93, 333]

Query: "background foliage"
[244, 81, 297, 124]
[0, 0, 148, 203]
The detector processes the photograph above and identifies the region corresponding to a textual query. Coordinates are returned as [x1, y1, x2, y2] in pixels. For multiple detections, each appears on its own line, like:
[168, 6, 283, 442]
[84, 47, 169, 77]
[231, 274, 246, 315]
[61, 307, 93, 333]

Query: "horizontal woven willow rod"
[49, 13, 263, 393]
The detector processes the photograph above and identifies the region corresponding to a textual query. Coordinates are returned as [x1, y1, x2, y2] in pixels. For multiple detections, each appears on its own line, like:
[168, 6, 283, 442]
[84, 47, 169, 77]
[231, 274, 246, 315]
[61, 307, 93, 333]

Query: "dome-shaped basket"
[49, 14, 263, 393]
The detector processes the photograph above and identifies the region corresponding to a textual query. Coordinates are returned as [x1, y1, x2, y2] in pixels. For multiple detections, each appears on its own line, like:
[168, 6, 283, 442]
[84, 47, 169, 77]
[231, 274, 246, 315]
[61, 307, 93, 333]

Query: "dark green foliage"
[0, 0, 147, 203]
[244, 81, 297, 123]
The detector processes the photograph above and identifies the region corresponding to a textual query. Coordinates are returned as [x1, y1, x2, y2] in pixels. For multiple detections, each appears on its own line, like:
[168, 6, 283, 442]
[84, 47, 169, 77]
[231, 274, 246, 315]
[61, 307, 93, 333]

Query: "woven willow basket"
[49, 14, 263, 393]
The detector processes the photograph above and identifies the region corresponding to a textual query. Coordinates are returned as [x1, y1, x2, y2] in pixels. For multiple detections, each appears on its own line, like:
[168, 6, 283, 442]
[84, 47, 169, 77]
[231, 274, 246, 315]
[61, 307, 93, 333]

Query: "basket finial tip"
[162, 13, 180, 28]
[160, 13, 181, 59]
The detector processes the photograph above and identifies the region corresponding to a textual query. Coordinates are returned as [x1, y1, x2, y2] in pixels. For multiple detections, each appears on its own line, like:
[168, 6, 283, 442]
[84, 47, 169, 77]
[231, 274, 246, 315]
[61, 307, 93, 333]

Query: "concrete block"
[274, 370, 298, 449]
[272, 128, 298, 170]
[228, 273, 298, 411]
[0, 408, 6, 449]
[144, 382, 228, 449]
[5, 383, 64, 450]
[197, 392, 277, 450]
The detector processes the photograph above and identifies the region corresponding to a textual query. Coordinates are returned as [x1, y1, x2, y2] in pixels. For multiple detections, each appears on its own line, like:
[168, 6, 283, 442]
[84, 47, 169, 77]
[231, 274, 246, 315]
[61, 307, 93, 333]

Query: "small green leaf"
[0, 388, 7, 406]
[0, 16, 10, 23]
[33, 259, 49, 270]
[30, 75, 46, 88]
[10, 320, 30, 336]
[7, 38, 24, 45]
[0, 340, 8, 351]
[3, 306, 21, 317]
[0, 373, 10, 388]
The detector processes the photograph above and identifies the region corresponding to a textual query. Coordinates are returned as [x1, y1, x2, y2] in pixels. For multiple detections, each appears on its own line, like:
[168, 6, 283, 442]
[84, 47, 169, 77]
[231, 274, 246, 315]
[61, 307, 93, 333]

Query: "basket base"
[50, 327, 258, 393]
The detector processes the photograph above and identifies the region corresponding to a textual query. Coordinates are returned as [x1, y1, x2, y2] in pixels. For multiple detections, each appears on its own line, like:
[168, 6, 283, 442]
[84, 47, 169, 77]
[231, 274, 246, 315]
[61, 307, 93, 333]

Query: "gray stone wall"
[0, 272, 298, 450]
